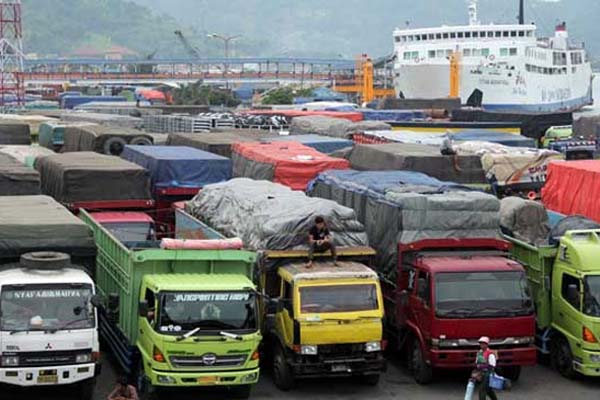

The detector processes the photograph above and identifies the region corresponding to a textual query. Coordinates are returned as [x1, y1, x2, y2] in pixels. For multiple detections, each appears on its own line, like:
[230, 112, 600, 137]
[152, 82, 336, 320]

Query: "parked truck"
[506, 230, 600, 378]
[259, 249, 386, 390]
[0, 196, 100, 398]
[80, 208, 261, 399]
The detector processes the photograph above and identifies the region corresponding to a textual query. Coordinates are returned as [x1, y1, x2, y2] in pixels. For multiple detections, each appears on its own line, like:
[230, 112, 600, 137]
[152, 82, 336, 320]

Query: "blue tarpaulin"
[261, 134, 353, 154]
[61, 95, 127, 109]
[449, 130, 536, 147]
[360, 109, 427, 122]
[121, 145, 231, 190]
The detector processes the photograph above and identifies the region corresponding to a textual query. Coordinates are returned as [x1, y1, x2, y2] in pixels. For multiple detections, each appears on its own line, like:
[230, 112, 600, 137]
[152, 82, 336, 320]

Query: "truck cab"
[261, 249, 386, 390]
[0, 252, 100, 399]
[389, 239, 537, 383]
[508, 230, 600, 378]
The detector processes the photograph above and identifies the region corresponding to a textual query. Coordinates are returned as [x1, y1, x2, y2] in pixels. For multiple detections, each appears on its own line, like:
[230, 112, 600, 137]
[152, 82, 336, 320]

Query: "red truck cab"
[385, 238, 536, 383]
[88, 212, 156, 243]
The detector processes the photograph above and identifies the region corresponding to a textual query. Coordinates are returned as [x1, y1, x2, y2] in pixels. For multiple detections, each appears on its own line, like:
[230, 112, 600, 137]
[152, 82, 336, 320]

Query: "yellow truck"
[260, 249, 386, 390]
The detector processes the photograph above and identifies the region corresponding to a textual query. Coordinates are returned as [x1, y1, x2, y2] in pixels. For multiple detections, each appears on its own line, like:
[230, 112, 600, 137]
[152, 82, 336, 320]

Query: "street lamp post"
[207, 33, 241, 88]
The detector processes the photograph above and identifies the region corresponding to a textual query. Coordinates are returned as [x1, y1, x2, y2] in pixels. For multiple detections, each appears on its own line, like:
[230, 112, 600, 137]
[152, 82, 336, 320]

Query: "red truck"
[385, 238, 537, 383]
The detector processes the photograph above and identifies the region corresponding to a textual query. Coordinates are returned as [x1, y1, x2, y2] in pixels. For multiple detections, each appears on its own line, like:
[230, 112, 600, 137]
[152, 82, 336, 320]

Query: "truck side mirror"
[90, 294, 103, 308]
[108, 293, 120, 311]
[567, 284, 580, 306]
[139, 300, 149, 317]
[268, 298, 280, 313]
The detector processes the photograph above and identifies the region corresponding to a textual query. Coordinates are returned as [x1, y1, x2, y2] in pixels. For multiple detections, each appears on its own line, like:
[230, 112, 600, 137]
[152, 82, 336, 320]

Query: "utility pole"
[0, 0, 24, 109]
[207, 33, 241, 88]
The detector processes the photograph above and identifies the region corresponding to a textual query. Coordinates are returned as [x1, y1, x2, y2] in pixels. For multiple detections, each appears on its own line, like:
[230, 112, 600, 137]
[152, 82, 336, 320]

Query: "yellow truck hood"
[299, 316, 382, 345]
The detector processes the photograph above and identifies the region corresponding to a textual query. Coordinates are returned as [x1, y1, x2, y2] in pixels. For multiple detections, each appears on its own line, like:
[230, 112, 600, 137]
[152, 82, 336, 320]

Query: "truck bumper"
[428, 346, 537, 369]
[573, 349, 600, 376]
[289, 353, 386, 378]
[0, 363, 96, 387]
[147, 367, 260, 387]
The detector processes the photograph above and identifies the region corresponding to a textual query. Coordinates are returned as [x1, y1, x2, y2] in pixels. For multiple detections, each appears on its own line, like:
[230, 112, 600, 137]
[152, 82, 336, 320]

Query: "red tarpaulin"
[542, 160, 600, 222]
[240, 109, 364, 122]
[232, 141, 350, 190]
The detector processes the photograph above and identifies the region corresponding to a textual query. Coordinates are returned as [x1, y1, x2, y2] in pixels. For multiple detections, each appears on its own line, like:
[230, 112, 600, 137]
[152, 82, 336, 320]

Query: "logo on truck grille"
[44, 343, 53, 350]
[201, 353, 217, 366]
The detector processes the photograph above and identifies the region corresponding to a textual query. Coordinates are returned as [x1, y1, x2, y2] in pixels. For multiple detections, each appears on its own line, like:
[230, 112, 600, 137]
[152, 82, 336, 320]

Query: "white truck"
[0, 252, 101, 399]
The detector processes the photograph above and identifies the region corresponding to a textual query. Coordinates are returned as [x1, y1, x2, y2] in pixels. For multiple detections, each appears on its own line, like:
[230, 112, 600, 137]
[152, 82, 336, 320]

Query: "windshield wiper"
[219, 331, 243, 341]
[9, 328, 37, 335]
[176, 327, 201, 342]
[46, 318, 92, 334]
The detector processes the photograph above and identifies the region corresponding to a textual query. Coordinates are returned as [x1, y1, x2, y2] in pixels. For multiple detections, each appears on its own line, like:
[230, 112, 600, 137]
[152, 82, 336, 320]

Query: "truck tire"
[551, 336, 576, 379]
[78, 378, 95, 400]
[410, 339, 433, 384]
[103, 136, 128, 155]
[360, 373, 380, 386]
[273, 345, 294, 391]
[20, 252, 70, 270]
[499, 366, 521, 382]
[231, 384, 252, 399]
[130, 136, 153, 146]
[136, 359, 157, 400]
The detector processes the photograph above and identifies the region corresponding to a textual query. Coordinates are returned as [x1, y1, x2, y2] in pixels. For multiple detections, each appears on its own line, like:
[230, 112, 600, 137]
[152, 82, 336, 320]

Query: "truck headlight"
[2, 356, 19, 367]
[365, 341, 381, 353]
[76, 353, 92, 363]
[300, 345, 318, 355]
[589, 354, 600, 363]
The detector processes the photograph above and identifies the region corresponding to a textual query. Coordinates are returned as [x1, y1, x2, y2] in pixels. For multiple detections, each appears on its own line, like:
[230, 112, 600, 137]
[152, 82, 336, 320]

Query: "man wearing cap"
[475, 336, 498, 400]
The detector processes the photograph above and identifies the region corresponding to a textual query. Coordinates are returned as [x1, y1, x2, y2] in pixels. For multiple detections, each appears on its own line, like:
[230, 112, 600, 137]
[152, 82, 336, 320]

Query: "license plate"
[331, 364, 348, 373]
[37, 370, 58, 384]
[198, 376, 218, 384]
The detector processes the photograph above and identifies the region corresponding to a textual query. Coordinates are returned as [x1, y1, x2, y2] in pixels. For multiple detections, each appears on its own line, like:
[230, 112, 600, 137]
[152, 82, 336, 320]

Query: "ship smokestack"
[518, 0, 525, 25]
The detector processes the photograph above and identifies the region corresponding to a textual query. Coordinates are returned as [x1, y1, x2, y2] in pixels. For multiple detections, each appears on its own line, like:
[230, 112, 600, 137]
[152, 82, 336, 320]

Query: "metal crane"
[174, 30, 201, 58]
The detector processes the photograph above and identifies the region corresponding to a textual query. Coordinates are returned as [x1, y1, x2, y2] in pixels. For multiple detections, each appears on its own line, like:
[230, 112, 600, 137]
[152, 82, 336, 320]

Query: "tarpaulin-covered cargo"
[290, 116, 354, 138]
[0, 145, 55, 168]
[499, 197, 549, 245]
[35, 152, 151, 204]
[352, 130, 535, 147]
[185, 178, 368, 251]
[360, 109, 427, 122]
[542, 160, 600, 222]
[62, 125, 154, 155]
[232, 141, 350, 190]
[345, 121, 392, 137]
[0, 122, 31, 145]
[0, 153, 40, 195]
[0, 195, 96, 262]
[60, 111, 142, 129]
[261, 134, 353, 154]
[0, 114, 58, 136]
[61, 95, 127, 110]
[241, 109, 364, 122]
[344, 143, 486, 184]
[166, 130, 273, 158]
[121, 145, 232, 191]
[38, 122, 98, 150]
[308, 169, 500, 277]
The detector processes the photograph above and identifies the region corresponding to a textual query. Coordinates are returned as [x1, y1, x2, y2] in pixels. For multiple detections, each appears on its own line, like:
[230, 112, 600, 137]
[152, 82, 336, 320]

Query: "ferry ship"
[392, 0, 593, 113]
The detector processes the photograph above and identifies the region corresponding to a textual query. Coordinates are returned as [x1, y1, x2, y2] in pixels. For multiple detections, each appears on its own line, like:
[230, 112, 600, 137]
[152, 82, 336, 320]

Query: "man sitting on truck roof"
[307, 216, 338, 268]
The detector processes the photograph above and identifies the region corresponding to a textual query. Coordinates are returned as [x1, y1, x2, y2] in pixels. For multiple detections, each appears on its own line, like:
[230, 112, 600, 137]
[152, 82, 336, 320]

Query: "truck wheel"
[499, 366, 521, 382]
[78, 379, 95, 400]
[360, 374, 380, 386]
[273, 346, 294, 391]
[551, 336, 576, 379]
[103, 137, 128, 155]
[130, 136, 154, 146]
[410, 340, 433, 384]
[231, 384, 252, 399]
[137, 359, 156, 400]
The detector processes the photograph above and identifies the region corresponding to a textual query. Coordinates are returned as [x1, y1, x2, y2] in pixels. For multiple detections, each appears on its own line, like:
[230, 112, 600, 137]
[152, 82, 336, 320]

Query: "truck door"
[554, 272, 582, 343]
[275, 280, 296, 348]
[138, 287, 158, 364]
[411, 271, 433, 345]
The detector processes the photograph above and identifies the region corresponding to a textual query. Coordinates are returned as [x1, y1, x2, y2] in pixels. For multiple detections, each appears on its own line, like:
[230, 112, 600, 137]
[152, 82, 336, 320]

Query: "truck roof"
[560, 231, 600, 273]
[144, 273, 255, 292]
[420, 256, 523, 274]
[0, 267, 94, 286]
[279, 261, 378, 283]
[89, 211, 154, 224]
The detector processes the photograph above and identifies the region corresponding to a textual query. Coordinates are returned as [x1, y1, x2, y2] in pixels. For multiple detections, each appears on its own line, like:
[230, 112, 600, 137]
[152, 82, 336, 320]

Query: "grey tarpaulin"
[548, 215, 600, 246]
[185, 178, 368, 251]
[60, 111, 143, 129]
[34, 152, 151, 203]
[346, 121, 392, 137]
[231, 151, 274, 181]
[62, 125, 155, 155]
[0, 195, 95, 259]
[166, 130, 273, 158]
[0, 153, 40, 195]
[0, 122, 31, 145]
[346, 143, 486, 184]
[290, 116, 353, 138]
[499, 196, 549, 245]
[308, 170, 499, 278]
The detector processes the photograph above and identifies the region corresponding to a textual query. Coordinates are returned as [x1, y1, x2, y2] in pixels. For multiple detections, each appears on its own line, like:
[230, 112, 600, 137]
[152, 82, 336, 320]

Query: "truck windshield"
[101, 222, 154, 242]
[158, 291, 257, 334]
[583, 276, 600, 317]
[435, 271, 533, 318]
[0, 284, 95, 332]
[299, 284, 379, 314]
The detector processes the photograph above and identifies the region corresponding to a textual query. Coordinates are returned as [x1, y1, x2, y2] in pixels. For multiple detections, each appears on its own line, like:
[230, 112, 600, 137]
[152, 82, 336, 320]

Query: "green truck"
[80, 209, 261, 398]
[506, 230, 600, 378]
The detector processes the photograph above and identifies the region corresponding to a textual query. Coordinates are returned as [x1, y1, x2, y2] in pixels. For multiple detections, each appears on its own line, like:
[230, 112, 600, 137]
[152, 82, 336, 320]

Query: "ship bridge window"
[482, 48, 490, 56]
[403, 51, 420, 60]
[443, 33, 449, 39]
[527, 31, 534, 37]
[503, 31, 509, 37]
[487, 31, 494, 37]
[571, 52, 583, 65]
[450, 32, 456, 38]
[511, 31, 517, 37]
[553, 52, 567, 65]
[428, 33, 435, 40]
[428, 50, 436, 58]
[500, 48, 508, 57]
[395, 36, 401, 43]
[495, 31, 502, 37]
[446, 49, 453, 57]
[458, 32, 464, 38]
[422, 34, 428, 40]
[436, 49, 445, 58]
[472, 32, 479, 38]
[436, 33, 442, 39]
[465, 32, 471, 38]
[463, 49, 471, 57]
[509, 48, 518, 56]
[518, 31, 525, 37]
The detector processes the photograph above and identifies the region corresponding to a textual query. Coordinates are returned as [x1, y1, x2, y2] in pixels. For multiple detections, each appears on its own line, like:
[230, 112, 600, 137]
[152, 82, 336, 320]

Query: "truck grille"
[169, 354, 248, 369]
[11, 349, 90, 367]
[318, 343, 364, 358]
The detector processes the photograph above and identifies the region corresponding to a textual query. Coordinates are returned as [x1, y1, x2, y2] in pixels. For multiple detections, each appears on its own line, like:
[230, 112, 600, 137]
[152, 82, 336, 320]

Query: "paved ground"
[9, 352, 600, 400]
